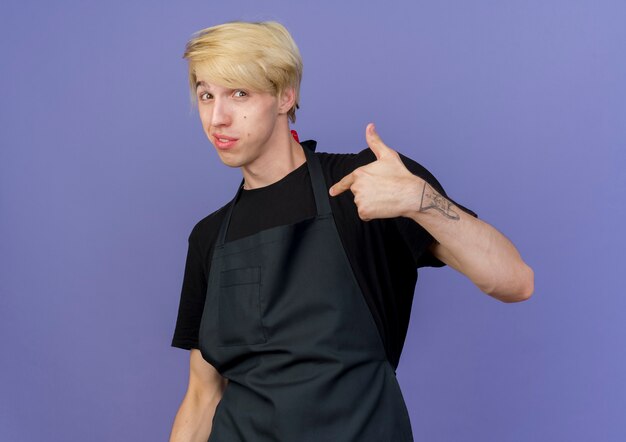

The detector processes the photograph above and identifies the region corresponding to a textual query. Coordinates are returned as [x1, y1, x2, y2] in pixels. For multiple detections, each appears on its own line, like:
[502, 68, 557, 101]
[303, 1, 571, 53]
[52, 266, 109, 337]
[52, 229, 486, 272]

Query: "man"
[170, 21, 533, 442]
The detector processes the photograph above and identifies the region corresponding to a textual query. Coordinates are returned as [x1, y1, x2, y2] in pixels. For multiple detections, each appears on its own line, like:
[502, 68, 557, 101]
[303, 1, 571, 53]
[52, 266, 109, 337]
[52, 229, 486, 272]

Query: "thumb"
[366, 123, 393, 160]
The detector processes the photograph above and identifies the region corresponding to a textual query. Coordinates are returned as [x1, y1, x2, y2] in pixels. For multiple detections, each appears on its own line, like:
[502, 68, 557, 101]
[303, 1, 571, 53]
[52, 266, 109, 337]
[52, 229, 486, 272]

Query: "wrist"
[399, 174, 427, 218]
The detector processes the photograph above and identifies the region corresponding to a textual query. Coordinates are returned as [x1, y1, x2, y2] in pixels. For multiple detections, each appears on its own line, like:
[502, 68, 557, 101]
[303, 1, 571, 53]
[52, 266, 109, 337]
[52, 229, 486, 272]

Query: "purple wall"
[1, 1, 624, 440]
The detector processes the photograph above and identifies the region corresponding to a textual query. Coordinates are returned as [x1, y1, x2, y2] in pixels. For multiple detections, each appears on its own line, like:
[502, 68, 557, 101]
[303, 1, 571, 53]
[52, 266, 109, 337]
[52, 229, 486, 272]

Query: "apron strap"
[217, 142, 331, 246]
[216, 188, 240, 247]
[302, 144, 332, 217]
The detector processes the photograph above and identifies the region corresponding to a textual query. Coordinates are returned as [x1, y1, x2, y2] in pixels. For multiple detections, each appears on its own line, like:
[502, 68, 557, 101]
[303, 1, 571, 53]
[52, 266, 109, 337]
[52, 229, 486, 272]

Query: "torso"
[172, 140, 448, 369]
[199, 145, 414, 441]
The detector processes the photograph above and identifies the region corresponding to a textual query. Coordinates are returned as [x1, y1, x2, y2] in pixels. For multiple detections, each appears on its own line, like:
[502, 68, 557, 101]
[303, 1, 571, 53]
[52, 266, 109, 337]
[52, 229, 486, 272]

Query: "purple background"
[1, 1, 624, 441]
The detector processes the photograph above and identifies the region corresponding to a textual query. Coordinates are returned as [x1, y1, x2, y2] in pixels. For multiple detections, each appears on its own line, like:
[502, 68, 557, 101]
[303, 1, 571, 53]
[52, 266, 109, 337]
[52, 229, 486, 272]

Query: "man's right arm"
[170, 349, 228, 442]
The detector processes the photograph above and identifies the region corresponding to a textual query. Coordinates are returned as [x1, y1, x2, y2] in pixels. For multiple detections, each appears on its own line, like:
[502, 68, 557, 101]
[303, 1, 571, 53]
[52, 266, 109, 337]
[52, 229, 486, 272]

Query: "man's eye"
[233, 90, 247, 98]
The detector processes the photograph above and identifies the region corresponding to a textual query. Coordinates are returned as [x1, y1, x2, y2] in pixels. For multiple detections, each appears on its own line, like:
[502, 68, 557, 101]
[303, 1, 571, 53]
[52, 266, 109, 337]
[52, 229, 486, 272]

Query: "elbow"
[521, 265, 535, 300]
[502, 264, 534, 303]
[487, 263, 535, 303]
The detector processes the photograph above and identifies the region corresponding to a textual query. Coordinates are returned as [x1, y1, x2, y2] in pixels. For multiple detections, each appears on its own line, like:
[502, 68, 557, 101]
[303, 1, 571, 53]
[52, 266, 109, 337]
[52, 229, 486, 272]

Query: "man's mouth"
[213, 134, 238, 149]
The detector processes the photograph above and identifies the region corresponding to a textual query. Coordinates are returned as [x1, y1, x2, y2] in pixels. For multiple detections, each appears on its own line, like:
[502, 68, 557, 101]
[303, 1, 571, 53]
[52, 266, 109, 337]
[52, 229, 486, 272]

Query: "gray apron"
[199, 145, 414, 441]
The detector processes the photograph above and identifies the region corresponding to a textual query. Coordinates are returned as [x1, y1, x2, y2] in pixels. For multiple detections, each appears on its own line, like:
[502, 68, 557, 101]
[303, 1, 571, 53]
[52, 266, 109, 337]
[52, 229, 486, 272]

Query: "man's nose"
[211, 98, 231, 126]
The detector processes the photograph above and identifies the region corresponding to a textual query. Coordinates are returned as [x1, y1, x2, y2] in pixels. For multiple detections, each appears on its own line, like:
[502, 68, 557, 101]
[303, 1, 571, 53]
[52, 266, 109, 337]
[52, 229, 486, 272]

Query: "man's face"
[195, 78, 283, 169]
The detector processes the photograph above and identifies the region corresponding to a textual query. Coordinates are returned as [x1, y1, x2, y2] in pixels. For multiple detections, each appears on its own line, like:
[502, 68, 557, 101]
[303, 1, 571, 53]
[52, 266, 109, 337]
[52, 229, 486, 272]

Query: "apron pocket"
[217, 266, 266, 346]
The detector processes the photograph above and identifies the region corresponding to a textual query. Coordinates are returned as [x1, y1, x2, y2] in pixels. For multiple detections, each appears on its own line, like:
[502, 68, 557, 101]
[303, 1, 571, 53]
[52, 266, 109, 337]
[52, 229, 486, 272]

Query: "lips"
[212, 133, 239, 150]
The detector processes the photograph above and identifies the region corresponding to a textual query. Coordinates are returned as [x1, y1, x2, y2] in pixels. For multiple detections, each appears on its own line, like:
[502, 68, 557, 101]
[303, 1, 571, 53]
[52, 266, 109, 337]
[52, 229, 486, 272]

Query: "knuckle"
[357, 205, 370, 220]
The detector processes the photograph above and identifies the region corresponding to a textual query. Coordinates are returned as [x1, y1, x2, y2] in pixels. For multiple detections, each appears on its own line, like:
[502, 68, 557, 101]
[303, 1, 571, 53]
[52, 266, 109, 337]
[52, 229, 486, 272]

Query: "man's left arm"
[329, 123, 534, 303]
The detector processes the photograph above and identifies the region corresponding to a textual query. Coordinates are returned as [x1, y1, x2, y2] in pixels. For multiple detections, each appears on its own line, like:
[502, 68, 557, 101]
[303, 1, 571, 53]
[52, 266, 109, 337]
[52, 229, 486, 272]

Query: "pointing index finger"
[329, 172, 355, 197]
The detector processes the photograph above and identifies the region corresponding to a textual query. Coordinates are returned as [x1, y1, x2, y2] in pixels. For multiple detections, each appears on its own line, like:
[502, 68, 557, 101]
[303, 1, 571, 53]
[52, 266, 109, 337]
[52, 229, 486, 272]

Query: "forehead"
[194, 79, 260, 96]
[194, 65, 247, 89]
[195, 79, 229, 90]
[193, 61, 274, 95]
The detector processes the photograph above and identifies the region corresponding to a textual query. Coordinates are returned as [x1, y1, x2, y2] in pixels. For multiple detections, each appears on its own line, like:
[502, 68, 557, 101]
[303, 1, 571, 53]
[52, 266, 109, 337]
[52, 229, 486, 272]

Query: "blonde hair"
[183, 21, 303, 123]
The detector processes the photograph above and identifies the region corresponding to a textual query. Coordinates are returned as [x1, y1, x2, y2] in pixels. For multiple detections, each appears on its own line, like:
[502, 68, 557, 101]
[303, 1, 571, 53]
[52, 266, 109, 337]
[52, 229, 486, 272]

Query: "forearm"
[169, 384, 225, 442]
[404, 178, 534, 302]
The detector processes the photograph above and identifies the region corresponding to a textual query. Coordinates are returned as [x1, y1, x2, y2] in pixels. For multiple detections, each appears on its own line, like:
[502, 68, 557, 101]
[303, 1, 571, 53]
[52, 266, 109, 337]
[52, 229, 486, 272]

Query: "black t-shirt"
[171, 141, 477, 369]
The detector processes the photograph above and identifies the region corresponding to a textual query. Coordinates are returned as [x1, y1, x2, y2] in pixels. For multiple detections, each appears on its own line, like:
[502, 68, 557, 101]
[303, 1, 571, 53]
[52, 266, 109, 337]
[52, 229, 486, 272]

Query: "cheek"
[199, 110, 212, 127]
[239, 103, 277, 138]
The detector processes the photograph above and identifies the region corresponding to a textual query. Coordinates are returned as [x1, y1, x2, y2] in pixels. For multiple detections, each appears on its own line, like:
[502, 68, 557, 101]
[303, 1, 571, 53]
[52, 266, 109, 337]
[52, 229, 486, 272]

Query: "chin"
[222, 160, 244, 169]
[215, 152, 246, 168]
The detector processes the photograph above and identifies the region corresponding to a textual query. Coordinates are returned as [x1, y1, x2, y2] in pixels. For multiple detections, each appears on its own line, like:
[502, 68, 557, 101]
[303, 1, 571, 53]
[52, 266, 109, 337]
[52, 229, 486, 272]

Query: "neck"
[241, 127, 305, 190]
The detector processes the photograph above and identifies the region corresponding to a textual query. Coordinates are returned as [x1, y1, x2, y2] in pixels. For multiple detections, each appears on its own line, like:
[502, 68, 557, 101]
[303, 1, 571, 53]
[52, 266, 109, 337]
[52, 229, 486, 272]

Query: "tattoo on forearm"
[419, 182, 460, 220]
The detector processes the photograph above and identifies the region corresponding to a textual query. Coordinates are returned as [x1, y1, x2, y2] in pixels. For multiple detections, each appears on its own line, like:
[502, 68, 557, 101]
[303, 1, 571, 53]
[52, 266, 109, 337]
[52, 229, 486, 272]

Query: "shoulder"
[396, 152, 448, 196]
[314, 147, 442, 191]
[314, 148, 374, 184]
[187, 201, 231, 253]
[315, 148, 373, 168]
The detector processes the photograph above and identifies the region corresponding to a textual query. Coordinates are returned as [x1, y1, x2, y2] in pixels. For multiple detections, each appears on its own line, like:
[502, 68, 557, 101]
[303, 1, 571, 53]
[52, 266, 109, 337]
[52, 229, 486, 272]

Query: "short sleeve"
[171, 234, 208, 350]
[394, 152, 478, 268]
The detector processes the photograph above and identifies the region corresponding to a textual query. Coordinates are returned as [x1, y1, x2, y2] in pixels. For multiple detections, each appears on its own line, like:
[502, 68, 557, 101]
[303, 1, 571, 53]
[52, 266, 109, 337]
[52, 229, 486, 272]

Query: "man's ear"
[278, 87, 296, 114]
